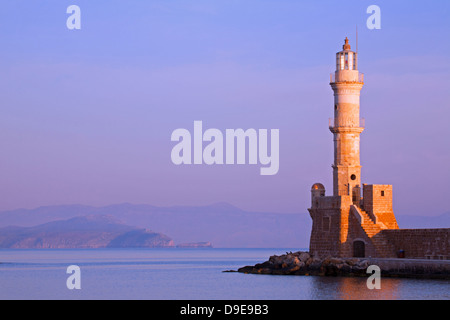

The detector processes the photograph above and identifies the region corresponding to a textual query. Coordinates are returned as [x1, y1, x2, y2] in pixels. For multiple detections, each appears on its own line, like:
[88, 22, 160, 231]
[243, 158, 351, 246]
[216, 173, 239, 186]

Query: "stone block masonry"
[382, 229, 449, 260]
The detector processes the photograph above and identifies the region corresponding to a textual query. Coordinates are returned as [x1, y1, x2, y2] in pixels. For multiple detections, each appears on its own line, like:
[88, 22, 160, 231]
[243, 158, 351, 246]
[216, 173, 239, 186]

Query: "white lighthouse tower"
[329, 37, 365, 202]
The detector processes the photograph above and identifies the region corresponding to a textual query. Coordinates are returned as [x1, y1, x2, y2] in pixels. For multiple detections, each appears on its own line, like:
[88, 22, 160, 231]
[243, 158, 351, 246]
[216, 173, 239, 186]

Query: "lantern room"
[336, 37, 358, 71]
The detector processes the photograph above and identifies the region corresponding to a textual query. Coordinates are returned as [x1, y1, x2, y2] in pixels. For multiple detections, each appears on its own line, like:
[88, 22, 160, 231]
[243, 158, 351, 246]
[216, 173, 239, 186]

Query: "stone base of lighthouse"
[308, 183, 449, 260]
[308, 183, 400, 259]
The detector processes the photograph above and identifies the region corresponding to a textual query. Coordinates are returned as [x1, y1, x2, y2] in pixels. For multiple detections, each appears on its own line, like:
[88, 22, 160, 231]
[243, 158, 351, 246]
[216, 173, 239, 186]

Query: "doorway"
[353, 240, 365, 258]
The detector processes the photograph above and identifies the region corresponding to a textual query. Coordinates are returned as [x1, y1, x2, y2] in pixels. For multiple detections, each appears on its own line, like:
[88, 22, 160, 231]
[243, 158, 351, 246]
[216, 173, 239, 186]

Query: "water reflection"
[308, 276, 402, 300]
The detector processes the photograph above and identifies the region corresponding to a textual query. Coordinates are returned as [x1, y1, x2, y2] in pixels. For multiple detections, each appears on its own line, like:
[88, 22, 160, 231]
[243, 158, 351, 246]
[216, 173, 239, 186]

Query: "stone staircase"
[351, 205, 396, 258]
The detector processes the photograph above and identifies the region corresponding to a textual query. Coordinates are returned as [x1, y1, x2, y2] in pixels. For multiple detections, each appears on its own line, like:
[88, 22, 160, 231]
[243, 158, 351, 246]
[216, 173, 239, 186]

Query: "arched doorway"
[353, 240, 365, 258]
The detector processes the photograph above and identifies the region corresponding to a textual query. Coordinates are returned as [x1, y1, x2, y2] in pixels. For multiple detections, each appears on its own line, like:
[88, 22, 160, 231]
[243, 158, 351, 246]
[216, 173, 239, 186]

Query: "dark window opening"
[381, 191, 385, 197]
[350, 174, 356, 180]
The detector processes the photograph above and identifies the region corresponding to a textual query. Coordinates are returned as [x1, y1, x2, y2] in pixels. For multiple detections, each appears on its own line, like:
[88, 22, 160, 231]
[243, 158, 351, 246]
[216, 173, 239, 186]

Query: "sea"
[0, 248, 448, 300]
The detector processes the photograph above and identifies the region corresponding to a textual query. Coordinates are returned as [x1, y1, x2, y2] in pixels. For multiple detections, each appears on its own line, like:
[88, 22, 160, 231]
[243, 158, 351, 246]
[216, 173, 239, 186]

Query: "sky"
[0, 0, 449, 216]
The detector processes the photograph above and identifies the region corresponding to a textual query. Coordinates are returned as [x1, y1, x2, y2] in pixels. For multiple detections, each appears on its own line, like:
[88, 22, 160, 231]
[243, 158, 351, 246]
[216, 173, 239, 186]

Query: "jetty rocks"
[238, 251, 367, 277]
[237, 251, 450, 279]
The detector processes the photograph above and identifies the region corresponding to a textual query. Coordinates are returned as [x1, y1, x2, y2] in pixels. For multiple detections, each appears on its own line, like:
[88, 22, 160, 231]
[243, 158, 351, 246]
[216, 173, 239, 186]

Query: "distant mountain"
[0, 204, 98, 227]
[107, 229, 174, 248]
[0, 215, 174, 249]
[0, 203, 311, 248]
[2, 203, 446, 248]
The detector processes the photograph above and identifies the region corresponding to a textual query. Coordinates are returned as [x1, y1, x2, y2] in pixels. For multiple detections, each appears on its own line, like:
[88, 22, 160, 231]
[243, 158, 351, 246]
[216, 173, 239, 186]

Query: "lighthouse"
[330, 37, 364, 201]
[308, 37, 399, 259]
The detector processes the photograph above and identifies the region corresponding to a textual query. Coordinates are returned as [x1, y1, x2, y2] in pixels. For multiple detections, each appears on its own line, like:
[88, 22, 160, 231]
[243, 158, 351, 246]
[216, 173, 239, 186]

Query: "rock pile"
[237, 251, 372, 277]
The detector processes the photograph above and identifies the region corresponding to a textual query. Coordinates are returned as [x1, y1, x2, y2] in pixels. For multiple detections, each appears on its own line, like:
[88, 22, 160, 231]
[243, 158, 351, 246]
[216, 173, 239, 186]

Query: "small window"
[381, 191, 385, 197]
[350, 174, 356, 180]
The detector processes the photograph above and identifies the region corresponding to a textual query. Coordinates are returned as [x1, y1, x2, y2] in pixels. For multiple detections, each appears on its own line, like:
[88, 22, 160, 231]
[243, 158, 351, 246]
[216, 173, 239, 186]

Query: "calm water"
[0, 248, 448, 300]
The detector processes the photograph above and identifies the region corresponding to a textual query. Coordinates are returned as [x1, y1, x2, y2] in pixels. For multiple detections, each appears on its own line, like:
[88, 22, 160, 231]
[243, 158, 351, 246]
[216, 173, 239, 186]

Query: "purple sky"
[0, 1, 449, 216]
